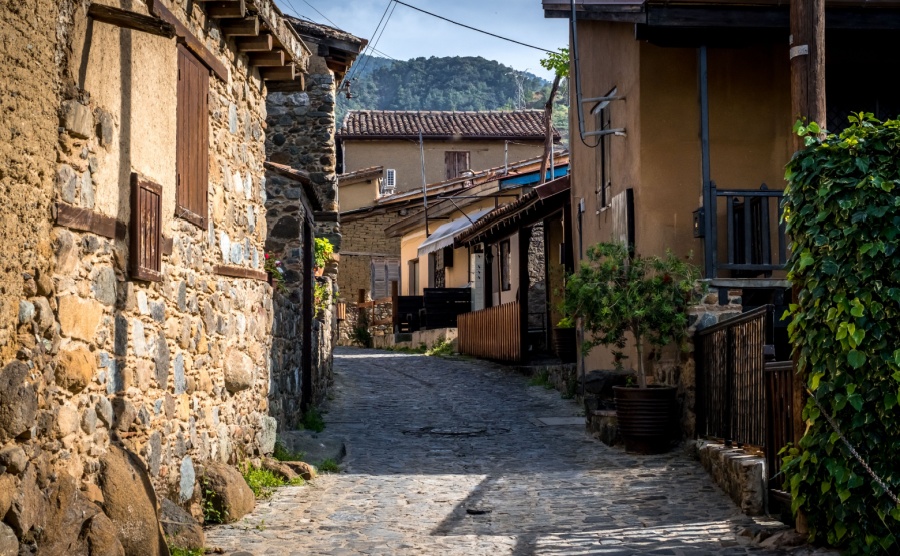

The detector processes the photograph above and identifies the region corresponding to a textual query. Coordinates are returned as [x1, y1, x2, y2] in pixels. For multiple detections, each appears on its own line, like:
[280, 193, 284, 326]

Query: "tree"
[538, 48, 569, 183]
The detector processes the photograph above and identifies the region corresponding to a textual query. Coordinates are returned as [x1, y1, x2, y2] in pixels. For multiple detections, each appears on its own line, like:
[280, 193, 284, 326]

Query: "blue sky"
[275, 0, 568, 79]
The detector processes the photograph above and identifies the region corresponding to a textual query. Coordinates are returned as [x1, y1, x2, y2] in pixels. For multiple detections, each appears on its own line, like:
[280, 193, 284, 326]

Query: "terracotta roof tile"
[337, 110, 558, 140]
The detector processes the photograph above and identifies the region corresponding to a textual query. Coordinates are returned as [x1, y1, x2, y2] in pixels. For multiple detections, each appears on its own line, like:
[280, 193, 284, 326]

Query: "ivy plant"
[562, 242, 697, 387]
[782, 114, 900, 553]
[314, 237, 334, 270]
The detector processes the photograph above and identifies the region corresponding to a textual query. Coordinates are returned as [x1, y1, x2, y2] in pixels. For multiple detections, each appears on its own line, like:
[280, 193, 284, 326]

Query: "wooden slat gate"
[458, 302, 521, 362]
[696, 305, 772, 448]
[765, 360, 795, 504]
[422, 288, 471, 329]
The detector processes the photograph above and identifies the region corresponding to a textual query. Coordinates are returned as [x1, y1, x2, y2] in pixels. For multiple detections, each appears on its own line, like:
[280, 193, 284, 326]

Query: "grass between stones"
[299, 407, 326, 432]
[272, 441, 305, 462]
[528, 370, 554, 389]
[169, 548, 205, 556]
[242, 464, 305, 498]
[317, 458, 339, 473]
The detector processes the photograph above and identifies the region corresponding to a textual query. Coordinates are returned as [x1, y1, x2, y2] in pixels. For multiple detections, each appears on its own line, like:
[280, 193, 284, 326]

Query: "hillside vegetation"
[336, 55, 569, 144]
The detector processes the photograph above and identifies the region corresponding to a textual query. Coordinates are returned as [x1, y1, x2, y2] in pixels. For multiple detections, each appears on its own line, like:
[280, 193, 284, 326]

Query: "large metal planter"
[553, 327, 577, 363]
[613, 385, 677, 454]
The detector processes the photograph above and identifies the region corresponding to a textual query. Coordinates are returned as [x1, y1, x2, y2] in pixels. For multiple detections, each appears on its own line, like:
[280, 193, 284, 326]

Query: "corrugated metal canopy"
[417, 207, 495, 258]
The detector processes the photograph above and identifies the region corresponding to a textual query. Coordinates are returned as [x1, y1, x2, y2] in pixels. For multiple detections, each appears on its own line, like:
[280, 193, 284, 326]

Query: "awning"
[417, 207, 495, 258]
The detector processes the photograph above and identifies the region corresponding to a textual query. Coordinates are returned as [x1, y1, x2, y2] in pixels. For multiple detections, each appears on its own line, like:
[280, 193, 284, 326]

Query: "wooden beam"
[214, 264, 268, 282]
[87, 3, 176, 38]
[220, 17, 259, 37]
[248, 50, 284, 67]
[259, 63, 295, 81]
[55, 203, 127, 240]
[151, 0, 229, 82]
[790, 0, 826, 141]
[205, 0, 246, 18]
[236, 34, 273, 51]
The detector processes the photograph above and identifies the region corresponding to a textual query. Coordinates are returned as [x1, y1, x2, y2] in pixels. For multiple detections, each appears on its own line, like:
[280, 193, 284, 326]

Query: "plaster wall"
[341, 139, 544, 194]
[339, 178, 381, 212]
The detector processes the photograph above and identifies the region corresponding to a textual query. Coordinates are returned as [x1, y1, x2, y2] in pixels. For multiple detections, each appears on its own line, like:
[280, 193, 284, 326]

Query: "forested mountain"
[336, 55, 569, 144]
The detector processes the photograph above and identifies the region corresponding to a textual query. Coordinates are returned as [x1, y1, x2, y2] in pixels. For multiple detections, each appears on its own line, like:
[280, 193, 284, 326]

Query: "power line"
[346, 0, 394, 82]
[392, 0, 554, 53]
[299, 0, 344, 31]
[354, 0, 398, 81]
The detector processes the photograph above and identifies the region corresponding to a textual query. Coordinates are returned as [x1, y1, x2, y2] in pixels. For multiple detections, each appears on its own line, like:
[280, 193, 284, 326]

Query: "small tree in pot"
[563, 242, 697, 453]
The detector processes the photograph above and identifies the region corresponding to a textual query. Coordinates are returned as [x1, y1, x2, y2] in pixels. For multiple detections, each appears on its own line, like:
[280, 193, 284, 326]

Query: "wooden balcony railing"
[709, 182, 787, 278]
[458, 302, 521, 362]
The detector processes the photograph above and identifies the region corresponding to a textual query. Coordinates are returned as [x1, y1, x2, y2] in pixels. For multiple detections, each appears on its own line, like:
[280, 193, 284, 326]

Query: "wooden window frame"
[176, 44, 209, 229]
[130, 173, 163, 282]
[445, 151, 471, 180]
[408, 258, 419, 296]
[595, 87, 615, 212]
[500, 239, 511, 292]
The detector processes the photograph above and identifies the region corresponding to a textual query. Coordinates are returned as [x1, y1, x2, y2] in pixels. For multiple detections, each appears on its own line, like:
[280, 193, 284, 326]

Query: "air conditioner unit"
[382, 169, 397, 195]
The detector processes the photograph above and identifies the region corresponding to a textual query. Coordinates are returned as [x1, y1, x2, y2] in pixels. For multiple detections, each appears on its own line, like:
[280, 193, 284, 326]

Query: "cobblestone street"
[207, 348, 783, 555]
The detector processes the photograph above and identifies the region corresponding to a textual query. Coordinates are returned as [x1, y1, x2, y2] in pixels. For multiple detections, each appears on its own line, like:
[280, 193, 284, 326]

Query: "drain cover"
[403, 426, 509, 437]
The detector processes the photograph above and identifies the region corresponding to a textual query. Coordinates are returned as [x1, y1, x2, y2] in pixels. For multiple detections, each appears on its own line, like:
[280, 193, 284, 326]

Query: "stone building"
[0, 0, 358, 553]
[264, 17, 365, 429]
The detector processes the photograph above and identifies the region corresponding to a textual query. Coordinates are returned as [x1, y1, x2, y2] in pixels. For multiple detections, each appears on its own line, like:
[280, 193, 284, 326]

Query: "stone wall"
[338, 210, 402, 302]
[0, 0, 321, 550]
[0, 0, 65, 363]
[265, 46, 341, 421]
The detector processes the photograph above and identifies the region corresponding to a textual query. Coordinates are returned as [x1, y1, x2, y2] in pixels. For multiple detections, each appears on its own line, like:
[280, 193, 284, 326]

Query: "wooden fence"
[458, 302, 521, 362]
[696, 305, 772, 448]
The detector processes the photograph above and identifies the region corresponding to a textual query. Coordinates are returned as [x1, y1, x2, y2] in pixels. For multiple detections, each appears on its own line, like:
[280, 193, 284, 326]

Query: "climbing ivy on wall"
[783, 114, 900, 553]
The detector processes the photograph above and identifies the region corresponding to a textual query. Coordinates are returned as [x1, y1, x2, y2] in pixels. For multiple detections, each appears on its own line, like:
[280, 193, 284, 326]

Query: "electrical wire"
[345, 0, 395, 82]
[299, 0, 344, 31]
[356, 0, 398, 80]
[391, 0, 554, 53]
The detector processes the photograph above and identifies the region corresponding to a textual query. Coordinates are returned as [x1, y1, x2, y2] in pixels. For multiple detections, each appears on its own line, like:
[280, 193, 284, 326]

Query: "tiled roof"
[338, 110, 559, 140]
[338, 166, 383, 186]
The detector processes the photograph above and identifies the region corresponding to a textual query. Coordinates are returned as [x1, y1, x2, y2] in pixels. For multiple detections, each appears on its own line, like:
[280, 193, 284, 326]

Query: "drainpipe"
[700, 45, 715, 280]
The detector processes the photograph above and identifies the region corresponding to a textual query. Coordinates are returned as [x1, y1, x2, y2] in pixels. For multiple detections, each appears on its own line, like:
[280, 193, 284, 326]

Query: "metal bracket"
[789, 44, 809, 59]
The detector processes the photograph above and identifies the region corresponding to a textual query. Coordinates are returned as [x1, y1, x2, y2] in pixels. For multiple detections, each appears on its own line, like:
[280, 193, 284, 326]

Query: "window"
[384, 169, 397, 194]
[370, 257, 400, 299]
[500, 239, 511, 291]
[130, 173, 163, 282]
[176, 45, 209, 228]
[444, 151, 470, 180]
[429, 250, 445, 288]
[594, 87, 616, 211]
[408, 258, 419, 295]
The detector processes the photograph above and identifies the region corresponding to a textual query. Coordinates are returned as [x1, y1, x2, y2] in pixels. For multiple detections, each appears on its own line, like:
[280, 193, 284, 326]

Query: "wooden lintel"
[325, 58, 346, 73]
[88, 4, 176, 38]
[206, 0, 246, 19]
[220, 16, 259, 37]
[259, 63, 295, 81]
[248, 50, 284, 67]
[214, 264, 268, 282]
[151, 0, 229, 82]
[55, 202, 127, 240]
[236, 34, 272, 51]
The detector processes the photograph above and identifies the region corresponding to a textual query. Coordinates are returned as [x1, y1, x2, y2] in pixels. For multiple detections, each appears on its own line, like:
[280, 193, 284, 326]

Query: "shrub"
[273, 441, 304, 462]
[318, 459, 340, 473]
[314, 237, 334, 270]
[425, 336, 453, 357]
[782, 114, 900, 553]
[299, 407, 325, 433]
[350, 307, 373, 348]
[562, 242, 697, 387]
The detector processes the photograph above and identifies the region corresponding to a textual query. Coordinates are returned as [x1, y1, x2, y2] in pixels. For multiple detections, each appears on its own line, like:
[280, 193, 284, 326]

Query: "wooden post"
[357, 289, 366, 304]
[518, 227, 532, 363]
[391, 280, 399, 333]
[789, 1, 824, 534]
[790, 0, 826, 147]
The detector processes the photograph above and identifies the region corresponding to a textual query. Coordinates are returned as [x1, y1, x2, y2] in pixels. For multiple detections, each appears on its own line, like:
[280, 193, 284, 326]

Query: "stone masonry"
[0, 0, 320, 551]
[339, 210, 402, 303]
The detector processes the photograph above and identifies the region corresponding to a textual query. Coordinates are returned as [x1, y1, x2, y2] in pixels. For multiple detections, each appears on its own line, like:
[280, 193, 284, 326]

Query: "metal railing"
[764, 360, 795, 500]
[696, 305, 773, 448]
[711, 183, 787, 277]
[458, 302, 521, 362]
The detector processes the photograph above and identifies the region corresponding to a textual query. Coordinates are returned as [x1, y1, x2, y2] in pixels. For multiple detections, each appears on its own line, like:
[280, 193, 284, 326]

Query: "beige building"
[337, 110, 555, 195]
[336, 110, 560, 306]
[542, 0, 900, 370]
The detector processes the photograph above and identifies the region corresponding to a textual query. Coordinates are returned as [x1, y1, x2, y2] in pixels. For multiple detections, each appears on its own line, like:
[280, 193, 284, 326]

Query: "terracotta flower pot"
[613, 385, 677, 455]
[314, 266, 324, 277]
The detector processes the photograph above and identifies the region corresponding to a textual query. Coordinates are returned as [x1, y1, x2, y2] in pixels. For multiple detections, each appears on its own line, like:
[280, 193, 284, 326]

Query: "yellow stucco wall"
[570, 21, 793, 372]
[339, 178, 381, 212]
[342, 139, 544, 195]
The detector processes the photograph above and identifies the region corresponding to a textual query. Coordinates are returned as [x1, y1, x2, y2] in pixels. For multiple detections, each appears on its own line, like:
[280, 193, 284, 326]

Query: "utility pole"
[789, 0, 826, 147]
[789, 0, 825, 536]
[420, 130, 429, 237]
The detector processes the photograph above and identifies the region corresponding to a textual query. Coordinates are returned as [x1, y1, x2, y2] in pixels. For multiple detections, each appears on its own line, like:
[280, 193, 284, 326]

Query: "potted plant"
[264, 252, 287, 294]
[553, 315, 577, 363]
[563, 242, 697, 454]
[314, 279, 331, 319]
[314, 237, 334, 277]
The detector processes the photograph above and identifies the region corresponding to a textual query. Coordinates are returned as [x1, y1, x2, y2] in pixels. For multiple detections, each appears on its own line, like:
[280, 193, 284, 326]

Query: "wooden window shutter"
[386, 258, 400, 291]
[444, 151, 470, 180]
[176, 44, 209, 228]
[130, 173, 163, 282]
[371, 257, 387, 299]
